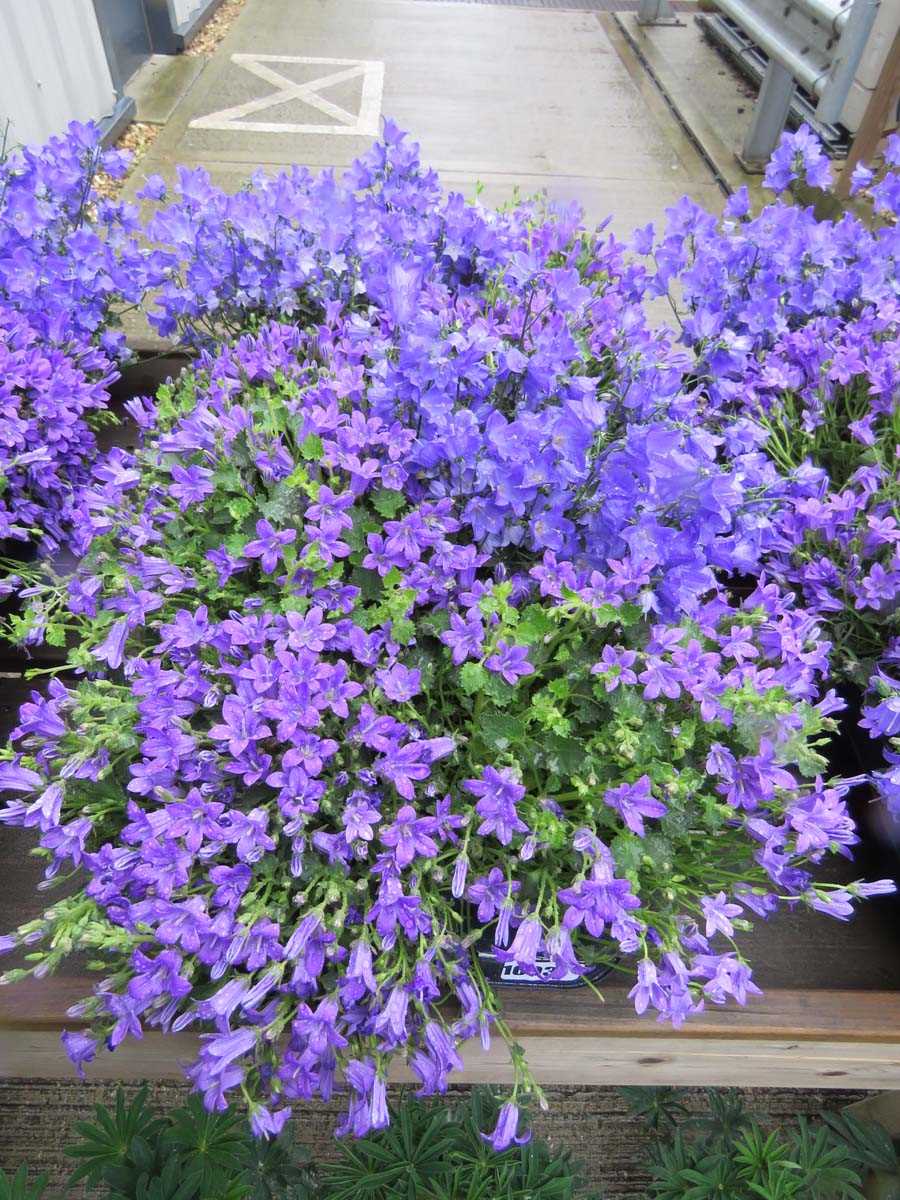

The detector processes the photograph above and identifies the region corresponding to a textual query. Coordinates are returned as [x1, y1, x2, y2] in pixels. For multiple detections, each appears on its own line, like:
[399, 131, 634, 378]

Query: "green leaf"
[460, 663, 489, 695]
[540, 733, 585, 775]
[0, 1165, 48, 1200]
[299, 433, 324, 460]
[590, 602, 622, 628]
[228, 498, 254, 521]
[318, 1091, 591, 1200]
[371, 488, 406, 519]
[516, 605, 553, 645]
[822, 1111, 900, 1175]
[478, 710, 526, 751]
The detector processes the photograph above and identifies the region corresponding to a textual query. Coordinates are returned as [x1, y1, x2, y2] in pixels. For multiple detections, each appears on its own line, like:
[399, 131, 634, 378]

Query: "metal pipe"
[741, 57, 797, 165]
[713, 0, 830, 92]
[815, 0, 882, 122]
[637, 0, 676, 23]
[786, 0, 852, 35]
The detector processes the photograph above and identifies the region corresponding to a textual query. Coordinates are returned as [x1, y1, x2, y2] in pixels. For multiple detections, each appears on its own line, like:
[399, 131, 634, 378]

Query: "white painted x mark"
[189, 54, 385, 135]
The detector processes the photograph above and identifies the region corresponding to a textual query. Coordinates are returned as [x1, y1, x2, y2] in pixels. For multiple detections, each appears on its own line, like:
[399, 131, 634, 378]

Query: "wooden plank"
[499, 986, 900, 1042]
[2, 1027, 899, 1090]
[3, 969, 900, 1040]
[835, 28, 900, 200]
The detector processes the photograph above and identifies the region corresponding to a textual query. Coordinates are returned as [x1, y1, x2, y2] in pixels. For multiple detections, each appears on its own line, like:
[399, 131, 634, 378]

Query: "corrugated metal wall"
[0, 0, 119, 148]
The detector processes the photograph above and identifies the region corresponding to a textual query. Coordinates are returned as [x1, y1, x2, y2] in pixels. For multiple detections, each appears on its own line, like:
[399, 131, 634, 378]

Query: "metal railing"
[637, 0, 883, 169]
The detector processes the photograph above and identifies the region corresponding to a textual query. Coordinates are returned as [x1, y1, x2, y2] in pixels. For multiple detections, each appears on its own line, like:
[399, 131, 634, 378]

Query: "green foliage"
[621, 1087, 690, 1133]
[624, 1087, 900, 1200]
[319, 1089, 600, 1200]
[64, 1087, 316, 1200]
[0, 1167, 47, 1200]
[822, 1112, 900, 1177]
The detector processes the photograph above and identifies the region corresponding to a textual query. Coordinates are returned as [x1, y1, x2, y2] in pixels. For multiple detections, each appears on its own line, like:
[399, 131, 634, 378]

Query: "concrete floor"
[615, 13, 769, 202]
[123, 0, 725, 233]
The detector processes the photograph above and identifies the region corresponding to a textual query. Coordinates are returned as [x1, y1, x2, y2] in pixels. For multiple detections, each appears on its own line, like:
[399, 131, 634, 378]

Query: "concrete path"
[125, 0, 723, 233]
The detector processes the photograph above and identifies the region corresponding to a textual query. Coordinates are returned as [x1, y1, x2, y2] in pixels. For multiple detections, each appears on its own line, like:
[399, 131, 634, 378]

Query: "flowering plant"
[0, 307, 120, 551]
[0, 301, 888, 1144]
[0, 122, 156, 551]
[637, 128, 900, 819]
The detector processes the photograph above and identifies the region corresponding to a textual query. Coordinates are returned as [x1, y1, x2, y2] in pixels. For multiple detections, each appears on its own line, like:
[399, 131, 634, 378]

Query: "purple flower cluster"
[638, 127, 900, 817]
[127, 121, 794, 620]
[0, 122, 896, 1150]
[0, 309, 116, 548]
[0, 123, 162, 549]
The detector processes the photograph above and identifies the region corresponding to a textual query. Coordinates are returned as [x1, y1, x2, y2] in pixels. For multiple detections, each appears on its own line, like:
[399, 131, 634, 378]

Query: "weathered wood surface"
[835, 27, 900, 200]
[2, 1025, 898, 1089]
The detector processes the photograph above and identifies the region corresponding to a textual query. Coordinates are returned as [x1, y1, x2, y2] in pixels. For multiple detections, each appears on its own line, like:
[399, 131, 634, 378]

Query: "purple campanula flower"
[23, 782, 63, 831]
[291, 997, 348, 1056]
[373, 984, 409, 1043]
[380, 804, 440, 866]
[464, 767, 528, 845]
[496, 915, 543, 971]
[692, 952, 761, 1006]
[590, 645, 638, 691]
[628, 959, 666, 1016]
[484, 641, 534, 685]
[342, 794, 381, 842]
[105, 993, 145, 1049]
[250, 1105, 291, 1138]
[137, 173, 167, 201]
[61, 1030, 98, 1079]
[376, 737, 454, 801]
[169, 464, 214, 510]
[700, 892, 743, 939]
[91, 618, 130, 670]
[344, 940, 377, 999]
[639, 656, 683, 701]
[206, 545, 247, 585]
[440, 611, 485, 664]
[603, 776, 667, 838]
[376, 662, 421, 701]
[763, 124, 832, 192]
[244, 519, 296, 573]
[209, 863, 252, 909]
[482, 1103, 531, 1152]
[805, 888, 856, 920]
[209, 696, 272, 757]
[0, 763, 43, 794]
[718, 625, 759, 664]
[285, 605, 336, 653]
[467, 867, 520, 923]
[366, 876, 432, 943]
[158, 606, 210, 652]
[558, 862, 640, 937]
[283, 732, 339, 777]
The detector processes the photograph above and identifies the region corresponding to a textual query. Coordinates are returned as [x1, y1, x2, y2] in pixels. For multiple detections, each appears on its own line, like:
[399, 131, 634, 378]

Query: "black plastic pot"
[826, 682, 900, 905]
[475, 927, 616, 990]
[0, 347, 194, 670]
